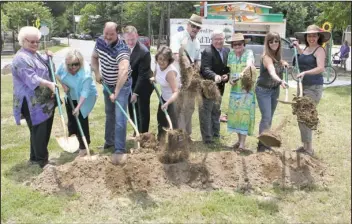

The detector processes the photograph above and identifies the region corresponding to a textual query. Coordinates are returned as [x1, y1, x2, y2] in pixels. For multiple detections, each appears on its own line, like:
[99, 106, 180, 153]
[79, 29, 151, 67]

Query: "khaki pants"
[298, 85, 323, 142]
[177, 95, 195, 136]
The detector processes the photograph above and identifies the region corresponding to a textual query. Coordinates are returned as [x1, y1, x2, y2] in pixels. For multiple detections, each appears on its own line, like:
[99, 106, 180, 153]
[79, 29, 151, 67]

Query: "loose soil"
[291, 96, 319, 130]
[31, 149, 330, 200]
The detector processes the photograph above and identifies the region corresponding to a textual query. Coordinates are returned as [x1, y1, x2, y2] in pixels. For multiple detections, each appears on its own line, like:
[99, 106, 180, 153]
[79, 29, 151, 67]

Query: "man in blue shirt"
[91, 22, 132, 165]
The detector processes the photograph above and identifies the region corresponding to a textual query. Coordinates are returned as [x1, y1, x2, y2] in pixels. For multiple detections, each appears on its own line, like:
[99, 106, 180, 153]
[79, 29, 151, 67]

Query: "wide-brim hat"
[294, 24, 331, 43]
[225, 33, 250, 44]
[188, 14, 202, 28]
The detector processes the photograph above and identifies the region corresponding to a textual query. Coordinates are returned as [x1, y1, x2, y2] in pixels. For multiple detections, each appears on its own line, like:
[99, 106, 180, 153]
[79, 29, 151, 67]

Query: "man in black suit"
[123, 26, 153, 133]
[200, 30, 230, 144]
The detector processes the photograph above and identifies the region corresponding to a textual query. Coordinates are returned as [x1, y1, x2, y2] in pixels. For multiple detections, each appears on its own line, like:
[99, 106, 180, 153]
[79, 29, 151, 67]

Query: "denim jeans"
[255, 85, 280, 134]
[103, 78, 132, 153]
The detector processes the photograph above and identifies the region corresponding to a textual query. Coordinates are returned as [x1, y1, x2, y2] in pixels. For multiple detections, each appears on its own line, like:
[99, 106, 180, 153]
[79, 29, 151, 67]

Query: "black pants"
[128, 85, 153, 133]
[157, 97, 178, 141]
[65, 99, 91, 149]
[21, 98, 54, 167]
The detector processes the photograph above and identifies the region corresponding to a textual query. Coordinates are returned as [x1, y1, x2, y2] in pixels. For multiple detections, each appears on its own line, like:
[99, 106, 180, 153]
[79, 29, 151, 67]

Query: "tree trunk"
[147, 2, 151, 42]
[157, 3, 165, 49]
[167, 2, 171, 46]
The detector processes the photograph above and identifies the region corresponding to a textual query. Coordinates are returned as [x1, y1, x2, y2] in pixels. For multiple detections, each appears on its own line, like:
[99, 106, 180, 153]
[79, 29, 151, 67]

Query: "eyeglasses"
[67, 62, 80, 68]
[25, 38, 40, 44]
[191, 24, 201, 30]
[232, 42, 243, 47]
[269, 40, 280, 44]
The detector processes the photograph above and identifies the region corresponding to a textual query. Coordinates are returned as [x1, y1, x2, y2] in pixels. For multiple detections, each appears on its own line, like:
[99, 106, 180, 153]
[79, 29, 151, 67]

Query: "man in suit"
[123, 26, 153, 134]
[199, 30, 230, 144]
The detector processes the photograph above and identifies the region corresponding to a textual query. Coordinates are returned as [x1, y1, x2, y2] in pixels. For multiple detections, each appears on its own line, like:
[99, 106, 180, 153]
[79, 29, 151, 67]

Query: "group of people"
[12, 13, 331, 167]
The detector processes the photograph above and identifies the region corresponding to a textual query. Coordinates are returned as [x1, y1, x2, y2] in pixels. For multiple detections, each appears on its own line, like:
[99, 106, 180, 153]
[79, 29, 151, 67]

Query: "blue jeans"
[255, 85, 280, 134]
[103, 78, 132, 153]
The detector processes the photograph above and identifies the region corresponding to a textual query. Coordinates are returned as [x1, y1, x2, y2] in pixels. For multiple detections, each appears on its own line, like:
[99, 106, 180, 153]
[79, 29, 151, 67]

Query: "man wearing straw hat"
[292, 24, 331, 156]
[170, 14, 202, 140]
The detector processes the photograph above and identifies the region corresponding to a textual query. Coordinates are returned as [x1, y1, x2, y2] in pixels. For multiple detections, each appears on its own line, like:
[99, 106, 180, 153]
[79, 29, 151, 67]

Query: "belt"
[256, 83, 279, 89]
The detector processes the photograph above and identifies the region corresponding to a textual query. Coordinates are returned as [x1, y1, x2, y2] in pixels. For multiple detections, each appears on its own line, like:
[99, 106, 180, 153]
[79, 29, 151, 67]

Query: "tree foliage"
[316, 2, 351, 31]
[2, 2, 52, 31]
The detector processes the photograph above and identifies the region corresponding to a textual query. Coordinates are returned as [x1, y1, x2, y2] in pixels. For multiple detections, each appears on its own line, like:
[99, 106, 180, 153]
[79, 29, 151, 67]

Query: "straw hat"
[188, 14, 202, 27]
[225, 33, 250, 44]
[294, 24, 331, 43]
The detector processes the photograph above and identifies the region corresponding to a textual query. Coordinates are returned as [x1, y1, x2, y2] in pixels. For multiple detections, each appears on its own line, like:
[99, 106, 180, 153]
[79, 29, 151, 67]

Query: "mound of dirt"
[159, 129, 190, 164]
[291, 96, 319, 130]
[31, 150, 330, 199]
[137, 132, 158, 149]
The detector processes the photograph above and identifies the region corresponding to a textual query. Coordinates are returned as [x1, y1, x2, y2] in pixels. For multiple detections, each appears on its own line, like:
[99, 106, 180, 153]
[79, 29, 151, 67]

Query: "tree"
[2, 2, 52, 31]
[316, 2, 351, 31]
[1, 9, 9, 31]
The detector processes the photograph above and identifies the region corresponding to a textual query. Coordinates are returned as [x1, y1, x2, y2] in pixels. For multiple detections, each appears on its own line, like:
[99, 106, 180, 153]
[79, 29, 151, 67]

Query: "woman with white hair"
[11, 26, 57, 168]
[56, 49, 98, 156]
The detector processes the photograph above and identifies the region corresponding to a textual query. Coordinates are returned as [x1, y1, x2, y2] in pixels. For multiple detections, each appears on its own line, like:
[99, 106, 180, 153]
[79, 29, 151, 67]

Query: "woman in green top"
[226, 33, 256, 151]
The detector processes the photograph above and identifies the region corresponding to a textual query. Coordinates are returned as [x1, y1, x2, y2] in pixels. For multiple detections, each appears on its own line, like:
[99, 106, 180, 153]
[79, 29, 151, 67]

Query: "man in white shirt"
[170, 14, 202, 140]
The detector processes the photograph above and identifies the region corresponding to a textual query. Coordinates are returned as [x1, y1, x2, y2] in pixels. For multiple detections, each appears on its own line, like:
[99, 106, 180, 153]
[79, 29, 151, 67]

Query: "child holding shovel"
[255, 32, 289, 152]
[56, 49, 98, 156]
[150, 46, 180, 142]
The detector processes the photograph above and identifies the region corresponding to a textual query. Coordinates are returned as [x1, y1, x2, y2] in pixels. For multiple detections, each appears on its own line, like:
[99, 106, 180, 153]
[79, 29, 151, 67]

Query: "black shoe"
[204, 140, 214, 145]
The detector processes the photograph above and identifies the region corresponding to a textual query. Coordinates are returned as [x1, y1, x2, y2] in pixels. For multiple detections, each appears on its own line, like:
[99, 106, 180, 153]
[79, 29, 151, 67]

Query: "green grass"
[1, 73, 351, 223]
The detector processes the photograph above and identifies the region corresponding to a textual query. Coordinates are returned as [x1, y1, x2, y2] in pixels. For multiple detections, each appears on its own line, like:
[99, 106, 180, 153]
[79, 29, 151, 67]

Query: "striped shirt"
[94, 37, 132, 85]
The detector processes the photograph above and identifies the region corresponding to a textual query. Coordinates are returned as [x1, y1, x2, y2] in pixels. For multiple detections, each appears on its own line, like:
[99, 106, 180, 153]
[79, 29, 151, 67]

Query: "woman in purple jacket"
[11, 26, 57, 168]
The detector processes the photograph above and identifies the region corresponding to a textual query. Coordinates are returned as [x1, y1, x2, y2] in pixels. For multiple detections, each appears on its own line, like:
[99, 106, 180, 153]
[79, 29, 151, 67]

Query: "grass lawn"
[1, 73, 351, 223]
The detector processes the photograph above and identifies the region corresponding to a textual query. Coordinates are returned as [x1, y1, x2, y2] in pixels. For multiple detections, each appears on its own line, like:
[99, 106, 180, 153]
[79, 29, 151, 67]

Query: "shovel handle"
[48, 57, 64, 116]
[152, 82, 173, 130]
[131, 91, 139, 131]
[102, 82, 140, 148]
[66, 94, 90, 155]
[292, 47, 304, 98]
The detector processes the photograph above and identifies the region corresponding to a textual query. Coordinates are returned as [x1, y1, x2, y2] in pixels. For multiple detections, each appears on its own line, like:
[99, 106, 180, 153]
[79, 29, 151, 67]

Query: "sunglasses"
[67, 62, 80, 68]
[25, 38, 40, 44]
[191, 24, 201, 30]
[269, 40, 280, 44]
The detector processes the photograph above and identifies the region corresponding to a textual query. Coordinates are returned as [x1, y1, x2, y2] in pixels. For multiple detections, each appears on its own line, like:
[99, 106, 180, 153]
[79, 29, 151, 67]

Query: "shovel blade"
[56, 136, 80, 153]
[277, 99, 296, 105]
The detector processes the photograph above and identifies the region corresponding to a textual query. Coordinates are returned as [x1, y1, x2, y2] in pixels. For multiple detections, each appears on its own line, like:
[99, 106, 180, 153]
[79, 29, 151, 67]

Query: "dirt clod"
[292, 96, 319, 130]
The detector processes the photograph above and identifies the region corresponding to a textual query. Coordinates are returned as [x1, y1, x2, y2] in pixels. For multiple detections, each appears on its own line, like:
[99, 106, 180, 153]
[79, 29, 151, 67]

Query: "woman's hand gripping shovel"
[48, 57, 80, 153]
[278, 44, 303, 105]
[101, 82, 140, 151]
[66, 92, 96, 160]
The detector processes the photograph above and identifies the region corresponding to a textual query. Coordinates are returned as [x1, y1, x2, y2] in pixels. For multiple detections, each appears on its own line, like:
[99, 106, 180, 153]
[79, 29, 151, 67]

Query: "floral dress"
[227, 49, 256, 136]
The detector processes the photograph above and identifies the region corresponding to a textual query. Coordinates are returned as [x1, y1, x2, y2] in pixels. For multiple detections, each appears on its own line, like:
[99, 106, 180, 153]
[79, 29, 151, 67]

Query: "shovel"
[152, 82, 173, 130]
[278, 47, 303, 105]
[101, 82, 140, 149]
[48, 57, 80, 153]
[131, 91, 139, 148]
[66, 93, 91, 157]
[258, 117, 289, 148]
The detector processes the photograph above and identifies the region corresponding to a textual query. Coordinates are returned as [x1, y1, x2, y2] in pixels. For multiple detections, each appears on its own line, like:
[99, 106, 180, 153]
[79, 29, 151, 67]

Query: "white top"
[155, 64, 180, 101]
[170, 30, 201, 62]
